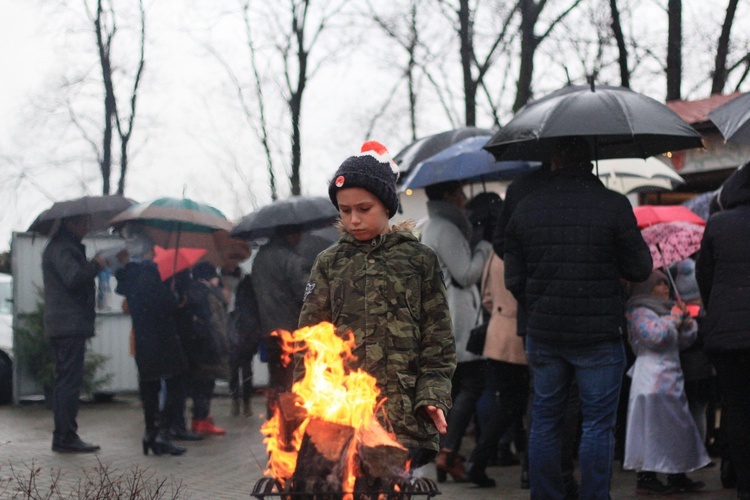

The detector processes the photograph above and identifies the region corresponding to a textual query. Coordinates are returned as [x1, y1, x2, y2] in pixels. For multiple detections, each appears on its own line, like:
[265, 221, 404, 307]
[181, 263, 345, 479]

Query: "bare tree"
[711, 0, 740, 95]
[514, 0, 584, 111]
[665, 0, 681, 100]
[436, 0, 519, 126]
[609, 0, 629, 87]
[82, 0, 146, 195]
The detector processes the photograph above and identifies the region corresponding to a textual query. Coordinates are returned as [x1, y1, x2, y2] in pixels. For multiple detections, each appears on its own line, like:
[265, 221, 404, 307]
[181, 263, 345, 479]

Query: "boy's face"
[336, 187, 390, 241]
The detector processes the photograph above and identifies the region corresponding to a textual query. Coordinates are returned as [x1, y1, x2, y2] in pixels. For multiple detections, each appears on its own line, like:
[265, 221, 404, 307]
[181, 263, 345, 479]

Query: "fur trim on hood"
[335, 218, 416, 236]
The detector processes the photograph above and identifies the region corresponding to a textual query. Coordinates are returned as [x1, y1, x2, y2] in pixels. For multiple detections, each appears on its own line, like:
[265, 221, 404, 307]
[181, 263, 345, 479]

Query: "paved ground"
[0, 391, 735, 499]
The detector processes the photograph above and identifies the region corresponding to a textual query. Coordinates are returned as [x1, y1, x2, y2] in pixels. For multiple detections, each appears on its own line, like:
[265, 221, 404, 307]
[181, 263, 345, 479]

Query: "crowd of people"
[40, 140, 750, 498]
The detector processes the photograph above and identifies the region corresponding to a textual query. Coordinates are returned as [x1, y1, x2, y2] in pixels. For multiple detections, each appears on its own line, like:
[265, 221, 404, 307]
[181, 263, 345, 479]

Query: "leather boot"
[435, 449, 467, 483]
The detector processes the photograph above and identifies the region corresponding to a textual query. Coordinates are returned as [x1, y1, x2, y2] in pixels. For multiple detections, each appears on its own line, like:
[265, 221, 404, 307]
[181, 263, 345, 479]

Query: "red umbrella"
[633, 205, 705, 228]
[641, 221, 704, 270]
[153, 246, 207, 281]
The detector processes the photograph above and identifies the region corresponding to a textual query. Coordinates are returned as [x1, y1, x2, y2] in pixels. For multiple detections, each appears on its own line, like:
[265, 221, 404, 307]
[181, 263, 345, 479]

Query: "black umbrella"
[28, 195, 135, 235]
[484, 84, 703, 162]
[393, 127, 495, 181]
[707, 92, 750, 145]
[230, 196, 339, 241]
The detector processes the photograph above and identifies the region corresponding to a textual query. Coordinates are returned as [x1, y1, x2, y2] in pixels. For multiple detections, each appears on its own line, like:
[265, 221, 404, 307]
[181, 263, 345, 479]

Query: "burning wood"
[260, 322, 410, 498]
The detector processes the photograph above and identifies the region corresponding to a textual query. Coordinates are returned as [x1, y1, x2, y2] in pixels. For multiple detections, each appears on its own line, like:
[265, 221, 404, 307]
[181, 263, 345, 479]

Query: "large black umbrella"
[393, 127, 494, 181]
[707, 92, 750, 145]
[28, 195, 135, 235]
[484, 84, 703, 162]
[230, 196, 339, 241]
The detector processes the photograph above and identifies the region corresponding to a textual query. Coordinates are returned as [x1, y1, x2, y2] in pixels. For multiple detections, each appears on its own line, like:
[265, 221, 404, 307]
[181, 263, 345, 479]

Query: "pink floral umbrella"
[641, 221, 704, 270]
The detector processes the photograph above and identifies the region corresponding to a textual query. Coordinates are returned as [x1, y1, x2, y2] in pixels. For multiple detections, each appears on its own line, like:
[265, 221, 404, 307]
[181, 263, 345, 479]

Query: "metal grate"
[251, 476, 441, 499]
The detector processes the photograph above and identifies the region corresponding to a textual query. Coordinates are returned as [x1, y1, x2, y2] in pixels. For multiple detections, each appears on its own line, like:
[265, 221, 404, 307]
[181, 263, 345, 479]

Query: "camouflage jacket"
[299, 222, 456, 452]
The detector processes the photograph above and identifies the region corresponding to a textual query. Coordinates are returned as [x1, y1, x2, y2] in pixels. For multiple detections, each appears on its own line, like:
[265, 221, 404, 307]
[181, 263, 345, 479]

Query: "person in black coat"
[115, 250, 187, 456]
[42, 216, 106, 453]
[696, 162, 750, 500]
[504, 138, 652, 499]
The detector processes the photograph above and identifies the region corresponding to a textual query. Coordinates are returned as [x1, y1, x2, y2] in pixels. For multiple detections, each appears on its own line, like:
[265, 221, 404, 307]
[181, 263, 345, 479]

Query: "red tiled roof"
[666, 92, 742, 125]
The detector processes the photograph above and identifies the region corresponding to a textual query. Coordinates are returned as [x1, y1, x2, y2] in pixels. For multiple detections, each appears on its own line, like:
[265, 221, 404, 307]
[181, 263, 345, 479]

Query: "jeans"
[526, 336, 625, 500]
[711, 350, 750, 495]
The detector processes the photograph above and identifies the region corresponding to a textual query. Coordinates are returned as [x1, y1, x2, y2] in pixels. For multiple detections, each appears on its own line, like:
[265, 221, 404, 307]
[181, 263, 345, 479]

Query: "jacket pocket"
[331, 278, 344, 322]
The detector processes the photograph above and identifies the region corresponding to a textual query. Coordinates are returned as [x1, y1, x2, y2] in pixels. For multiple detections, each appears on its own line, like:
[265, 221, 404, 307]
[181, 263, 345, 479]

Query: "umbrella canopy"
[110, 197, 232, 233]
[682, 191, 716, 221]
[398, 136, 540, 191]
[393, 127, 494, 180]
[596, 157, 685, 194]
[230, 196, 339, 241]
[707, 92, 750, 145]
[28, 195, 134, 235]
[633, 205, 706, 228]
[484, 84, 703, 162]
[152, 246, 207, 281]
[641, 221, 704, 270]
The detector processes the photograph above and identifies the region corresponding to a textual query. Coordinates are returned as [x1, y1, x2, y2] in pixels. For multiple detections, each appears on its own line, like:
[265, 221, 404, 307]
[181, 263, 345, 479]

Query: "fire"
[260, 322, 405, 495]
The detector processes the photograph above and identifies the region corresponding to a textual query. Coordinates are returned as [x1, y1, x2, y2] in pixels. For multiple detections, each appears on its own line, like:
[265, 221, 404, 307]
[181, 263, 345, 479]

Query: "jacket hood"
[716, 162, 750, 210]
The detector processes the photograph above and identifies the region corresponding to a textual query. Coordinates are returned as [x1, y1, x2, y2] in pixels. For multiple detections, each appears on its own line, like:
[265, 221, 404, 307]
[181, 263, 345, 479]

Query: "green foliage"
[14, 301, 112, 397]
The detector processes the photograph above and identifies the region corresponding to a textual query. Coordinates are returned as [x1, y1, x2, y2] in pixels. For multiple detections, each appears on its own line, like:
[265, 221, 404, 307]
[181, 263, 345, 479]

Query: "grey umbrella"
[707, 92, 750, 145]
[484, 84, 703, 162]
[28, 195, 135, 235]
[393, 127, 495, 181]
[230, 196, 339, 241]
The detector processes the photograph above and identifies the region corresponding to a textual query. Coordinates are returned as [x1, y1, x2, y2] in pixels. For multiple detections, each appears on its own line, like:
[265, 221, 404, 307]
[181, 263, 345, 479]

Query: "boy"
[298, 141, 456, 468]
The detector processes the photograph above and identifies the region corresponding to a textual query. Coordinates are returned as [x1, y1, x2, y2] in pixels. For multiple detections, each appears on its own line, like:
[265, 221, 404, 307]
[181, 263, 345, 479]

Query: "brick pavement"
[0, 393, 735, 499]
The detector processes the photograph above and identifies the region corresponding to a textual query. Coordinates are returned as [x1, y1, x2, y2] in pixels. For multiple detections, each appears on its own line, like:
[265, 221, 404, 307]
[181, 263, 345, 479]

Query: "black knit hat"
[328, 141, 400, 218]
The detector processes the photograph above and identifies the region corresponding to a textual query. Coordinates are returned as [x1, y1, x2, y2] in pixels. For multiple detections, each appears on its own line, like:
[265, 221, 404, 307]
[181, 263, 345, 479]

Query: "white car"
[0, 273, 13, 404]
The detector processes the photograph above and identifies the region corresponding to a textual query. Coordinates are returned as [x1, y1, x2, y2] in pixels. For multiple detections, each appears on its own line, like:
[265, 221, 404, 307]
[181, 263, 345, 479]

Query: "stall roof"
[666, 92, 741, 125]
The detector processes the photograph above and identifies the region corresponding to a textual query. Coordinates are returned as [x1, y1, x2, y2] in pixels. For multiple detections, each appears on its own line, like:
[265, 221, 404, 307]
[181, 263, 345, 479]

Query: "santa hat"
[328, 141, 400, 218]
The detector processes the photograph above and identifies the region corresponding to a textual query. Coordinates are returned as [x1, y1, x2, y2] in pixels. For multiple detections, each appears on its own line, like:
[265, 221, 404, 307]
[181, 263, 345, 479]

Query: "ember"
[257, 322, 438, 499]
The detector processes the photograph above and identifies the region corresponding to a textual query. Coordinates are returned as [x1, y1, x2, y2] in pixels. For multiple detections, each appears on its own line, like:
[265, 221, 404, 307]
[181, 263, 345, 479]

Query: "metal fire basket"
[251, 476, 441, 499]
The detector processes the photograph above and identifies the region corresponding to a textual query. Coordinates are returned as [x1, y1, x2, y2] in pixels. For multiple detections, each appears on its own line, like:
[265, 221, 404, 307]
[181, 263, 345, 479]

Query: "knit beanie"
[629, 270, 668, 298]
[328, 141, 400, 218]
[672, 258, 700, 301]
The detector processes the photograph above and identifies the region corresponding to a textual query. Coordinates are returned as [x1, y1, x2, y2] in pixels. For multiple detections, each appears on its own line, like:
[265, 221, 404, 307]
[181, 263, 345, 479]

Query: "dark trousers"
[230, 355, 253, 403]
[711, 350, 750, 495]
[140, 375, 184, 435]
[265, 338, 294, 417]
[440, 360, 485, 451]
[51, 336, 86, 443]
[469, 360, 529, 472]
[191, 376, 215, 420]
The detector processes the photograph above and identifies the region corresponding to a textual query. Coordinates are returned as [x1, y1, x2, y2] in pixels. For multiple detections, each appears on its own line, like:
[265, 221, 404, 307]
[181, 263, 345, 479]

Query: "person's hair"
[553, 137, 592, 169]
[467, 192, 502, 242]
[425, 180, 463, 201]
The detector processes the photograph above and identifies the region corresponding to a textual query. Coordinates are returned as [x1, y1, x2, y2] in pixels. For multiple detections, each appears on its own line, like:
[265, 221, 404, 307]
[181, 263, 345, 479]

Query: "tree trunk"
[513, 0, 539, 112]
[609, 0, 630, 88]
[458, 0, 476, 126]
[711, 0, 740, 95]
[666, 0, 682, 101]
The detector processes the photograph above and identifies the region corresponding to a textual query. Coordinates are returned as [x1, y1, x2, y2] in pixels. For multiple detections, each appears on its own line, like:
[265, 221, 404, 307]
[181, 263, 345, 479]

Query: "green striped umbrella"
[110, 197, 232, 233]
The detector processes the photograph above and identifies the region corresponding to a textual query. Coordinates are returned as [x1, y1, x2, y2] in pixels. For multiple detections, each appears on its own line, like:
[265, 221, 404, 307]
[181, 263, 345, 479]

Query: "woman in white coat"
[420, 181, 492, 482]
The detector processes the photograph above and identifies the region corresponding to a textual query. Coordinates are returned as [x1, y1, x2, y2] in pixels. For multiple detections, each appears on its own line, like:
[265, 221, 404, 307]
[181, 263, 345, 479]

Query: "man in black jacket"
[42, 215, 105, 453]
[504, 138, 652, 499]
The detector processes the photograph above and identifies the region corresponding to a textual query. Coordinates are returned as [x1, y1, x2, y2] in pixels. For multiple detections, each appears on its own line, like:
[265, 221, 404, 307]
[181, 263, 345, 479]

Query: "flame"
[260, 322, 400, 495]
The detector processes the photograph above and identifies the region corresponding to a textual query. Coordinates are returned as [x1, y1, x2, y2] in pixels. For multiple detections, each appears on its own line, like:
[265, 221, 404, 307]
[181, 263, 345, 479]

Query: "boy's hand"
[425, 405, 447, 434]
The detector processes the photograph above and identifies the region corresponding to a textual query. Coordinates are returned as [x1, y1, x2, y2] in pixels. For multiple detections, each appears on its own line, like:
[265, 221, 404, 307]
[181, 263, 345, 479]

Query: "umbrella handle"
[663, 266, 683, 304]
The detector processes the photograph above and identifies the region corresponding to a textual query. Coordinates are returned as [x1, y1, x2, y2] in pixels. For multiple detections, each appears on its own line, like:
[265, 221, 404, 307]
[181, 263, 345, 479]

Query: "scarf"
[426, 200, 473, 242]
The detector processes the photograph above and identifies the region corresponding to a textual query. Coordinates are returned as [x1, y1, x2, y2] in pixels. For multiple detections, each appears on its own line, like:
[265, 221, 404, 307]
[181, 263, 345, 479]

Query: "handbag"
[465, 254, 494, 356]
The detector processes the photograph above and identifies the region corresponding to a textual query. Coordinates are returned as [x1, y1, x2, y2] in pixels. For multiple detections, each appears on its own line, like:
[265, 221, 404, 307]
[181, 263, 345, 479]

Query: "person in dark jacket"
[42, 215, 105, 453]
[251, 226, 310, 418]
[696, 162, 750, 500]
[115, 249, 187, 456]
[504, 138, 652, 499]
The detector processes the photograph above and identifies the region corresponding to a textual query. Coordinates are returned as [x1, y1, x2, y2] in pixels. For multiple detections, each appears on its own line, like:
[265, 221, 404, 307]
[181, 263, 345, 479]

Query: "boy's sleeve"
[298, 256, 331, 328]
[414, 251, 456, 416]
